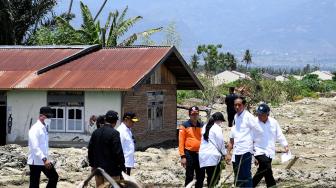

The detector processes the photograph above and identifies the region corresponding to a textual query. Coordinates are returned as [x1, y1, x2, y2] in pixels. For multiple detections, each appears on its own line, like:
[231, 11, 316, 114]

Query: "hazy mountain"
[55, 0, 336, 69]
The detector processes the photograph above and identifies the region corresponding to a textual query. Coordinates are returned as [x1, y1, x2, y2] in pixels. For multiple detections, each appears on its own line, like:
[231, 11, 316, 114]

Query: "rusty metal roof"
[0, 46, 203, 91]
[0, 47, 83, 89]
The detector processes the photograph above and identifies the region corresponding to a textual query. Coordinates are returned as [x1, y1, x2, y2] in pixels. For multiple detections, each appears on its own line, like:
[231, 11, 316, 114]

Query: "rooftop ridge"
[0, 45, 90, 49]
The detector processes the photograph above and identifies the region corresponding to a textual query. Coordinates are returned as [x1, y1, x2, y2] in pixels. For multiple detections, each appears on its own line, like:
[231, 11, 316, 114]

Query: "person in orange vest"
[179, 106, 204, 188]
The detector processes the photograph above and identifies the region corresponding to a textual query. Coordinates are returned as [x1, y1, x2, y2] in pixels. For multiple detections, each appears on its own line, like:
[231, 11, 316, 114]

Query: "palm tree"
[242, 49, 252, 73]
[190, 54, 199, 72]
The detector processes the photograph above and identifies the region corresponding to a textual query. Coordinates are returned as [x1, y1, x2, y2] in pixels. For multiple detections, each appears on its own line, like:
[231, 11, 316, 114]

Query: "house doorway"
[0, 91, 6, 145]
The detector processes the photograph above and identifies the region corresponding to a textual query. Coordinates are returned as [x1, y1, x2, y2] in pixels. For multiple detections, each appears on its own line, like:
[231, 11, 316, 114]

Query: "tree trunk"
[94, 0, 108, 21]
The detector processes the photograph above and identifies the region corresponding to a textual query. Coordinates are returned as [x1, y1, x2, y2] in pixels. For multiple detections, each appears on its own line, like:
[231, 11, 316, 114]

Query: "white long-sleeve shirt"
[253, 116, 288, 158]
[117, 123, 135, 168]
[27, 120, 48, 166]
[229, 110, 262, 161]
[199, 123, 226, 168]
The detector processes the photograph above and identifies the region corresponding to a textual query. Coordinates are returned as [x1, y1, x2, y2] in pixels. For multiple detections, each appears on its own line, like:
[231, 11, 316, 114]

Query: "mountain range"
[55, 0, 336, 70]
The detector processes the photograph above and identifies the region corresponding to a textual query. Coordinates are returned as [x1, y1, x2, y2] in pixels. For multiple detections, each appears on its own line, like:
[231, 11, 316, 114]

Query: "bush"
[301, 74, 320, 91]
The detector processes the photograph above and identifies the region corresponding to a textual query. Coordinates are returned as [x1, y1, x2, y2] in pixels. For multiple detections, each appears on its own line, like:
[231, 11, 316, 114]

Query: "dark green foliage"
[190, 54, 199, 72]
[194, 44, 237, 75]
[0, 0, 57, 44]
[301, 74, 321, 91]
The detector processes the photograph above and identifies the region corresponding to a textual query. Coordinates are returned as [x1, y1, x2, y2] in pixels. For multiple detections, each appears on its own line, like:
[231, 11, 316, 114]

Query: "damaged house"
[0, 45, 203, 148]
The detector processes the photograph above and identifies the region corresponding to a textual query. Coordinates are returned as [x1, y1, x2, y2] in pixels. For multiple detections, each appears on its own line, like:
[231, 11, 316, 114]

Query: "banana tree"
[102, 6, 162, 47]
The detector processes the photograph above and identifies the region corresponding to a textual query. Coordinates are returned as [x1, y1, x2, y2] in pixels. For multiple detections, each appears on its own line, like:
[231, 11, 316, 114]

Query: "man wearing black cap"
[28, 106, 58, 188]
[253, 103, 289, 187]
[88, 110, 125, 187]
[117, 112, 139, 175]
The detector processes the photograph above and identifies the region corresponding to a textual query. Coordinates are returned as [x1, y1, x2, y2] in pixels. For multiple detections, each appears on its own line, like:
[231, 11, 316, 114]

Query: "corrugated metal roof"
[28, 47, 171, 90]
[0, 48, 82, 89]
[0, 46, 203, 90]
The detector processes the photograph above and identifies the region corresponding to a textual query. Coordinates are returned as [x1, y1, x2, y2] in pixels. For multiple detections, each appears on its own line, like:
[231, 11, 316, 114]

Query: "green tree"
[0, 0, 57, 45]
[242, 49, 252, 73]
[190, 54, 199, 72]
[197, 44, 227, 75]
[225, 52, 237, 70]
[333, 72, 336, 82]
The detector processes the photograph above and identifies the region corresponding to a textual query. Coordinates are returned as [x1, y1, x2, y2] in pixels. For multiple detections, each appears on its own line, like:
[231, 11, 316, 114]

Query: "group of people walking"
[28, 107, 138, 188]
[179, 88, 289, 188]
[27, 87, 289, 188]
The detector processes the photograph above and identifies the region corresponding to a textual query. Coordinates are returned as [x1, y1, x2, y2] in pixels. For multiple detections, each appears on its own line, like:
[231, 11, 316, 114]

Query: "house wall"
[85, 91, 122, 129]
[214, 71, 240, 86]
[6, 91, 46, 142]
[48, 91, 122, 142]
[122, 84, 177, 149]
[6, 90, 122, 144]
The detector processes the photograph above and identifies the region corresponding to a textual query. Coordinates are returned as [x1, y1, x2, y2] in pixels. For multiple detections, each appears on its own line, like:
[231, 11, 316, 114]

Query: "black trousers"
[203, 163, 221, 187]
[253, 155, 276, 187]
[126, 167, 131, 175]
[227, 110, 235, 127]
[29, 165, 58, 188]
[185, 150, 204, 188]
[232, 152, 253, 187]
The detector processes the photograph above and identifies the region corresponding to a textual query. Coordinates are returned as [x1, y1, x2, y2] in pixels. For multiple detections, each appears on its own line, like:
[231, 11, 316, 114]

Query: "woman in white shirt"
[199, 112, 227, 187]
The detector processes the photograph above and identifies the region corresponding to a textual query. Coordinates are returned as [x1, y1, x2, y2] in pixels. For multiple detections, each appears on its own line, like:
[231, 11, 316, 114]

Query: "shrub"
[301, 74, 320, 91]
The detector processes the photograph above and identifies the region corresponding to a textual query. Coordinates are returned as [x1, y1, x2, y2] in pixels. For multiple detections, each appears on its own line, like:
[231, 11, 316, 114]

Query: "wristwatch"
[42, 157, 47, 163]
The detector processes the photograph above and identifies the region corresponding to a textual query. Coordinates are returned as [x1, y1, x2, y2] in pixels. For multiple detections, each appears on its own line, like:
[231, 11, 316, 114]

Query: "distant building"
[292, 75, 303, 80]
[213, 70, 251, 86]
[275, 75, 289, 82]
[309, 70, 333, 80]
[261, 73, 276, 80]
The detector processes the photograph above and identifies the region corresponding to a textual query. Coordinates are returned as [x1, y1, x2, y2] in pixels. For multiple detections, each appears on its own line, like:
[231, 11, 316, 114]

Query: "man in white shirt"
[28, 106, 58, 188]
[227, 96, 262, 187]
[253, 103, 289, 187]
[117, 112, 139, 175]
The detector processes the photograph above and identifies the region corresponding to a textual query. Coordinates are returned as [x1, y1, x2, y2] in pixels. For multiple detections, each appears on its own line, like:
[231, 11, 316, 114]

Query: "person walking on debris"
[88, 110, 126, 187]
[199, 112, 227, 187]
[28, 106, 58, 188]
[225, 87, 238, 127]
[252, 103, 289, 187]
[178, 106, 204, 188]
[226, 96, 262, 187]
[117, 112, 139, 175]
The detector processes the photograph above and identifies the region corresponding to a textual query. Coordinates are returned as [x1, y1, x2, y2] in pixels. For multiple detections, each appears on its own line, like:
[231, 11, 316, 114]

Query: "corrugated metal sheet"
[27, 47, 171, 90]
[0, 48, 82, 89]
[0, 46, 203, 90]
